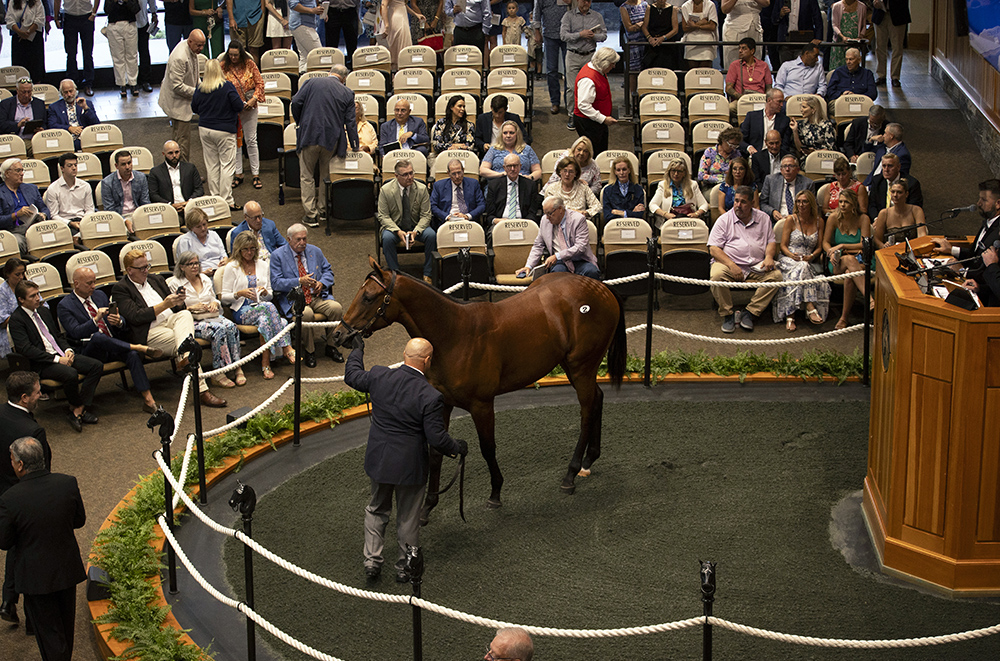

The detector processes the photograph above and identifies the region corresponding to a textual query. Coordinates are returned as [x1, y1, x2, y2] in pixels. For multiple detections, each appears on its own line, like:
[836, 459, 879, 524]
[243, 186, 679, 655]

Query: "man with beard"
[148, 140, 205, 212]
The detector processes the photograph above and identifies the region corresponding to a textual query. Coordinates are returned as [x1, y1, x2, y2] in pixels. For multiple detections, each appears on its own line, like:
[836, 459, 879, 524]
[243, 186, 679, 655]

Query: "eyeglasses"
[128, 264, 151, 272]
[16, 77, 31, 85]
[726, 141, 741, 148]
[485, 646, 515, 661]
[780, 164, 797, 170]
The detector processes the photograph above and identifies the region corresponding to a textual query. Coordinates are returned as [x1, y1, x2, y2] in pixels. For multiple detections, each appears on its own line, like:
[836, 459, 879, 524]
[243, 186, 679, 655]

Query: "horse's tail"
[607, 290, 627, 389]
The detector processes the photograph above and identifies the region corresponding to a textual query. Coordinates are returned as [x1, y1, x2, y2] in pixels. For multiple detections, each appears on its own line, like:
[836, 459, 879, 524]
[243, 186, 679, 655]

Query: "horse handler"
[345, 336, 468, 583]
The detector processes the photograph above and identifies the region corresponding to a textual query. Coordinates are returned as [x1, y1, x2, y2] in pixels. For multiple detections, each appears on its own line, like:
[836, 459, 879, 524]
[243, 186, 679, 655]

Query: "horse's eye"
[361, 294, 375, 304]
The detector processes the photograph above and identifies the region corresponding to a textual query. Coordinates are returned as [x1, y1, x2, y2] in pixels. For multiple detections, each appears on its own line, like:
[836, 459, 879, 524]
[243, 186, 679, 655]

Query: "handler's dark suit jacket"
[0, 402, 49, 495]
[0, 469, 86, 596]
[147, 161, 205, 206]
[111, 274, 183, 345]
[344, 347, 460, 486]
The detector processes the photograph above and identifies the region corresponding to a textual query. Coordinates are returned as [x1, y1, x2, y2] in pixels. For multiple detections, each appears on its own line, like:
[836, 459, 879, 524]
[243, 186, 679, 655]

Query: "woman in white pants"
[105, 0, 140, 95]
[222, 40, 266, 190]
[191, 59, 246, 210]
[720, 0, 766, 69]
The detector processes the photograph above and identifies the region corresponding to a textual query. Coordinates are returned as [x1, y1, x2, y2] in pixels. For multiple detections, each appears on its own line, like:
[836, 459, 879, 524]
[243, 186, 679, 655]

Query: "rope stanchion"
[201, 323, 294, 380]
[172, 433, 196, 510]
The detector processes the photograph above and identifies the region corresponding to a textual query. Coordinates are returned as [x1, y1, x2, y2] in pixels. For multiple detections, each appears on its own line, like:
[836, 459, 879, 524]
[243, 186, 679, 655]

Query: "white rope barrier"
[706, 617, 1000, 648]
[170, 375, 191, 441]
[654, 270, 858, 288]
[171, 434, 196, 510]
[203, 378, 295, 437]
[634, 322, 865, 346]
[201, 324, 294, 380]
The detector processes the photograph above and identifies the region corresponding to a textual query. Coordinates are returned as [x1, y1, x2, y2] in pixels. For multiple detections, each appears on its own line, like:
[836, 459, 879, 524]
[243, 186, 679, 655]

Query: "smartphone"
[108, 302, 118, 315]
[176, 286, 186, 297]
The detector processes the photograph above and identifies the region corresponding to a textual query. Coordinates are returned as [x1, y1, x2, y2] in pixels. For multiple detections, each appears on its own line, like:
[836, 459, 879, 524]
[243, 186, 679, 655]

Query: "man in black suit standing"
[0, 371, 50, 626]
[483, 153, 542, 243]
[0, 79, 47, 143]
[866, 153, 922, 221]
[344, 336, 467, 583]
[843, 104, 887, 163]
[147, 140, 205, 213]
[472, 95, 532, 156]
[750, 130, 789, 187]
[0, 436, 86, 661]
[9, 280, 103, 433]
[739, 88, 792, 156]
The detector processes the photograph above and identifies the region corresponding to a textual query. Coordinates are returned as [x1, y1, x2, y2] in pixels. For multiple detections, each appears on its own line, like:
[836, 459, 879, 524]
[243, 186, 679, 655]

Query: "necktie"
[886, 183, 891, 210]
[297, 253, 313, 305]
[34, 311, 64, 357]
[398, 122, 406, 145]
[506, 181, 518, 218]
[400, 187, 413, 230]
[85, 299, 111, 336]
[784, 183, 793, 215]
[454, 183, 467, 215]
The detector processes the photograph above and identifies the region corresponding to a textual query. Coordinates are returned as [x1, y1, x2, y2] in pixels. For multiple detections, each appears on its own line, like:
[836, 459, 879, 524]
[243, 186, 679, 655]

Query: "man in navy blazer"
[863, 122, 910, 185]
[739, 88, 793, 155]
[0, 80, 46, 139]
[428, 160, 485, 230]
[101, 152, 150, 233]
[58, 266, 161, 414]
[0, 157, 50, 252]
[842, 105, 887, 162]
[472, 95, 531, 155]
[750, 130, 792, 185]
[45, 80, 101, 150]
[379, 98, 430, 157]
[344, 335, 466, 582]
[484, 153, 542, 243]
[228, 201, 287, 256]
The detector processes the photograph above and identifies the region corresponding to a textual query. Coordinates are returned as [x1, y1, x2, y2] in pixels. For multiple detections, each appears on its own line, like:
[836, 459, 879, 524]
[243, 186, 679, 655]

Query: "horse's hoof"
[485, 498, 502, 509]
[560, 483, 576, 495]
[577, 467, 591, 478]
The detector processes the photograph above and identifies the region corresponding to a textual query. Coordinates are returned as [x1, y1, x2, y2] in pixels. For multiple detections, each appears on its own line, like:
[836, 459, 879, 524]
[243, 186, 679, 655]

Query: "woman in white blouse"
[649, 158, 709, 229]
[173, 208, 228, 275]
[540, 156, 601, 218]
[221, 230, 294, 379]
[168, 251, 245, 387]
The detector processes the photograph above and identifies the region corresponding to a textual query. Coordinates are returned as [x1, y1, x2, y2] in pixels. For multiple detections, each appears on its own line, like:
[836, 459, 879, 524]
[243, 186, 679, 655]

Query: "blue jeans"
[166, 23, 192, 53]
[63, 12, 96, 85]
[382, 228, 437, 276]
[544, 36, 567, 107]
[550, 259, 600, 279]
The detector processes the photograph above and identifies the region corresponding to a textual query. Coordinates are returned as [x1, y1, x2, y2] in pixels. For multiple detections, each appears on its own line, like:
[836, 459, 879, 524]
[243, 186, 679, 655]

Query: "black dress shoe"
[364, 565, 381, 579]
[0, 601, 18, 624]
[141, 82, 153, 92]
[326, 346, 345, 363]
[83, 85, 94, 97]
[303, 351, 317, 368]
[395, 570, 410, 584]
[80, 411, 99, 424]
[67, 411, 83, 433]
[875, 77, 887, 86]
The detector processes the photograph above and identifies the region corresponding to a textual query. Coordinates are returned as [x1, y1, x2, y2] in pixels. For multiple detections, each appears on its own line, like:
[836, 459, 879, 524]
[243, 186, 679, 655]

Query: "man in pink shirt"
[708, 186, 782, 333]
[725, 37, 772, 115]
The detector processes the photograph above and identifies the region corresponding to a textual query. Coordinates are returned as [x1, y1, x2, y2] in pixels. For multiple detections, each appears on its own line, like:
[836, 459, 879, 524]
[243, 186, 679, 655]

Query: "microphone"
[941, 204, 977, 219]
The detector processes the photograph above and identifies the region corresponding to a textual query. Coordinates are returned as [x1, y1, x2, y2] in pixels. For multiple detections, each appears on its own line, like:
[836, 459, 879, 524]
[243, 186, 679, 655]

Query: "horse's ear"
[368, 255, 380, 272]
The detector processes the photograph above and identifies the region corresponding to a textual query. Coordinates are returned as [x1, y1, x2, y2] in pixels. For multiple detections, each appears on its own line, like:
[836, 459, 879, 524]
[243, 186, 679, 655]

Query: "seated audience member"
[789, 95, 835, 164]
[773, 2, 823, 65]
[864, 122, 910, 184]
[112, 248, 227, 407]
[717, 156, 757, 213]
[516, 196, 600, 280]
[44, 153, 95, 232]
[725, 37, 772, 115]
[843, 104, 887, 163]
[0, 78, 47, 141]
[602, 155, 646, 222]
[430, 96, 475, 166]
[58, 266, 162, 413]
[354, 101, 379, 157]
[479, 121, 541, 182]
[270, 223, 344, 367]
[0, 258, 28, 359]
[379, 98, 430, 157]
[698, 127, 744, 186]
[873, 178, 926, 248]
[9, 279, 103, 432]
[819, 156, 868, 217]
[760, 155, 815, 223]
[774, 44, 827, 97]
[825, 48, 877, 111]
[541, 156, 601, 219]
[473, 94, 531, 156]
[866, 153, 922, 220]
[430, 159, 485, 230]
[487, 628, 534, 661]
[648, 158, 709, 229]
[168, 251, 245, 387]
[173, 207, 228, 275]
[229, 200, 286, 257]
[740, 88, 792, 155]
[823, 187, 871, 329]
[543, 136, 601, 196]
[708, 185, 782, 333]
[221, 231, 295, 380]
[750, 130, 789, 185]
[0, 157, 49, 252]
[101, 151, 150, 234]
[148, 140, 205, 211]
[46, 79, 101, 150]
[484, 153, 543, 242]
[376, 159, 437, 283]
[773, 190, 829, 331]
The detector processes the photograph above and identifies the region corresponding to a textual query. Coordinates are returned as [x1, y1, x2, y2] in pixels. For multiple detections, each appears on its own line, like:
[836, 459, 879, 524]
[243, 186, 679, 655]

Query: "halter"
[341, 270, 397, 339]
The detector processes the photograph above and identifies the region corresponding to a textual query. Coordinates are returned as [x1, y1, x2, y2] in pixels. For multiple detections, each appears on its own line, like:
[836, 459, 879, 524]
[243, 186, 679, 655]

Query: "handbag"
[672, 202, 695, 216]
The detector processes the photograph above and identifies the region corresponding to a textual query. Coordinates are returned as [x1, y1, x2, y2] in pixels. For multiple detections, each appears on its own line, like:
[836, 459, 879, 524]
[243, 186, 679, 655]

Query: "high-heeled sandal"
[262, 366, 275, 380]
[234, 370, 247, 386]
[252, 176, 263, 189]
[232, 175, 244, 188]
[284, 349, 296, 363]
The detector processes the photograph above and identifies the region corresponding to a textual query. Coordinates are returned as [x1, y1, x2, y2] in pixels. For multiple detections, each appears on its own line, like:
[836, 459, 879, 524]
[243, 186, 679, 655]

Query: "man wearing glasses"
[0, 158, 50, 253]
[0, 79, 47, 143]
[484, 153, 542, 244]
[111, 249, 227, 408]
[760, 155, 814, 223]
[485, 628, 534, 661]
[376, 159, 436, 284]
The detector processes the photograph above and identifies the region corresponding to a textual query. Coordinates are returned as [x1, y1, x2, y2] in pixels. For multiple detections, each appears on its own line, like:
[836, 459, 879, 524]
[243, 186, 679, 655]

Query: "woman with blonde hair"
[602, 156, 646, 221]
[649, 158, 709, 229]
[480, 120, 542, 181]
[191, 59, 246, 210]
[773, 190, 829, 331]
[823, 187, 871, 329]
[541, 156, 601, 218]
[873, 178, 926, 249]
[221, 231, 295, 379]
[545, 135, 602, 196]
[790, 96, 836, 164]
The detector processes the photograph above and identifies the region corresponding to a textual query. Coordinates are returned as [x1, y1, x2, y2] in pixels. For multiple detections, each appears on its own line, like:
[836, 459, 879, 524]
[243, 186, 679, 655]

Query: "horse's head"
[331, 257, 399, 347]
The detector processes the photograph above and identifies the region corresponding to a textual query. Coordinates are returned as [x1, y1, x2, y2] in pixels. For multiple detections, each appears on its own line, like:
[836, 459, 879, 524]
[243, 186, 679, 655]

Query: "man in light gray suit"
[290, 64, 358, 228]
[157, 30, 205, 163]
[759, 155, 815, 223]
[376, 159, 436, 283]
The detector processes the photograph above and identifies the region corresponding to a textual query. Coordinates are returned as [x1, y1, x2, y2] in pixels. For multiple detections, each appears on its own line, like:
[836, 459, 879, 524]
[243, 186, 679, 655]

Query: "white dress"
[721, 0, 763, 67]
[680, 0, 718, 62]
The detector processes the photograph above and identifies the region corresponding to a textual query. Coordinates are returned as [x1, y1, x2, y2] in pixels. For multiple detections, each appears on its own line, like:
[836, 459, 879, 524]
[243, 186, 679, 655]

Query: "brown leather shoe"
[175, 355, 190, 371]
[550, 104, 559, 114]
[200, 391, 227, 408]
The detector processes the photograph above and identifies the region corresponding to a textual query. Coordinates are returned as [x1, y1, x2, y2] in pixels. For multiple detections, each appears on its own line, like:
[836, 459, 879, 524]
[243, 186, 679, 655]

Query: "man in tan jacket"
[376, 159, 436, 283]
[157, 30, 206, 162]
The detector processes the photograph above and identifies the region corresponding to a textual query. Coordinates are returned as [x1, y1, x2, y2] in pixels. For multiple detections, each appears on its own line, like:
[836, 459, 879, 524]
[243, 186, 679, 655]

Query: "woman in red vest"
[573, 47, 620, 157]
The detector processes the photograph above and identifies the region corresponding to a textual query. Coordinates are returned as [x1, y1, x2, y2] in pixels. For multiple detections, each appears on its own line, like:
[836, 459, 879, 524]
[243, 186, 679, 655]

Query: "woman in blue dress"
[716, 156, 757, 213]
[479, 121, 541, 182]
[0, 257, 27, 359]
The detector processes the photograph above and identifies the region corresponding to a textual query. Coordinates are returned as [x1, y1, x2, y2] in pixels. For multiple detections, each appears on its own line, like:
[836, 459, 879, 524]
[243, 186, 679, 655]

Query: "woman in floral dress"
[773, 190, 829, 331]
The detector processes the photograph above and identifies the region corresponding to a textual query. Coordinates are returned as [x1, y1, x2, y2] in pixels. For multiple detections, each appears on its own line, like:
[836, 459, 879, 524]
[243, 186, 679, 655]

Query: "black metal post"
[290, 287, 306, 447]
[644, 237, 656, 388]
[179, 335, 207, 503]
[862, 237, 873, 387]
[229, 481, 258, 661]
[700, 560, 717, 661]
[405, 545, 424, 661]
[460, 247, 471, 302]
[149, 408, 178, 594]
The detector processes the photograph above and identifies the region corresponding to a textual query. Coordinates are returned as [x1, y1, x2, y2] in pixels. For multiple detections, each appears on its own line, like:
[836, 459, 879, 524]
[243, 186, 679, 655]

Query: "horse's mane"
[379, 268, 478, 306]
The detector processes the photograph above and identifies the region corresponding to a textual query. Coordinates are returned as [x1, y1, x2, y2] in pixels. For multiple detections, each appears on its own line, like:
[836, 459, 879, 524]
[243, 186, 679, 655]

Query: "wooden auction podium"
[865, 236, 1000, 593]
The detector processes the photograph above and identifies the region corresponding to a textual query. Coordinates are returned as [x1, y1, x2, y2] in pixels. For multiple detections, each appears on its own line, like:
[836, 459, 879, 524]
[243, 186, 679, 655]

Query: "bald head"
[764, 129, 782, 155]
[163, 140, 181, 167]
[187, 29, 206, 55]
[403, 338, 433, 371]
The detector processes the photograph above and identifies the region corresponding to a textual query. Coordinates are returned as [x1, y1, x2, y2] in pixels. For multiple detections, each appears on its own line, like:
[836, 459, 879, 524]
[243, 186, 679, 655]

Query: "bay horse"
[333, 258, 627, 521]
